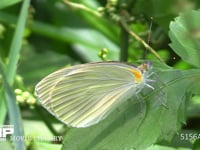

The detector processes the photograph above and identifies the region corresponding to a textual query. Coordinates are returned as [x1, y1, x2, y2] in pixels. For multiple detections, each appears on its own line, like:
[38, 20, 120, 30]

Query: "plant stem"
[63, 0, 101, 17]
[120, 26, 129, 61]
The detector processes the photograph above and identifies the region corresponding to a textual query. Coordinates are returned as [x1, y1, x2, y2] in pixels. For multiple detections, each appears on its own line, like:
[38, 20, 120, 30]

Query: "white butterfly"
[35, 61, 153, 128]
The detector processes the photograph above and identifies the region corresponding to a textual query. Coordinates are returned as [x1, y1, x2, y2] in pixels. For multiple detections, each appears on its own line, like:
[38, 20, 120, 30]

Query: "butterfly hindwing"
[35, 62, 141, 127]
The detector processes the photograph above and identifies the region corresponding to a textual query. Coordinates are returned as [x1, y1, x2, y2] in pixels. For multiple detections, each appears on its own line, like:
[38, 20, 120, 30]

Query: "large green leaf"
[61, 63, 200, 150]
[169, 10, 200, 68]
[146, 144, 190, 150]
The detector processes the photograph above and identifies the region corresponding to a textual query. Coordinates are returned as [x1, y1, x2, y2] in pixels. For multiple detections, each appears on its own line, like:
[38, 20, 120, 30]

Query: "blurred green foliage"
[0, 0, 200, 150]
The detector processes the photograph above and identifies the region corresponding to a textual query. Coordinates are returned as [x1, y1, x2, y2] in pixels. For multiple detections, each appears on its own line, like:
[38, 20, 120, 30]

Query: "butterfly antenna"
[143, 17, 153, 59]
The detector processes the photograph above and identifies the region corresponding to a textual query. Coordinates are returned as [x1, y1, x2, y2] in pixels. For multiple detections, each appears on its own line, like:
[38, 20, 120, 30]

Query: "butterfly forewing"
[35, 62, 141, 127]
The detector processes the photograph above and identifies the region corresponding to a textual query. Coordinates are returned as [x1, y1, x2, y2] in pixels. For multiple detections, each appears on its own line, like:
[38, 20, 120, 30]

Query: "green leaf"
[0, 0, 30, 126]
[61, 63, 200, 150]
[135, 0, 176, 31]
[0, 58, 7, 124]
[18, 50, 72, 86]
[146, 144, 190, 150]
[193, 138, 200, 150]
[135, 0, 200, 32]
[0, 141, 13, 150]
[6, 0, 35, 85]
[0, 11, 119, 62]
[30, 142, 62, 150]
[0, 0, 30, 149]
[169, 10, 200, 68]
[30, 23, 119, 61]
[0, 0, 21, 9]
[0, 62, 25, 150]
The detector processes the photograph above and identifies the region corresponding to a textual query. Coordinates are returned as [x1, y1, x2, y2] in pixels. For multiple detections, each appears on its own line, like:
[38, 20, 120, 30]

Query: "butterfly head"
[137, 61, 152, 74]
[131, 61, 154, 90]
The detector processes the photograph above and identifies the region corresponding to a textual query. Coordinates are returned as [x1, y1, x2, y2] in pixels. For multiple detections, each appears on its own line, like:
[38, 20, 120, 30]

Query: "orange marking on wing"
[129, 69, 142, 83]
